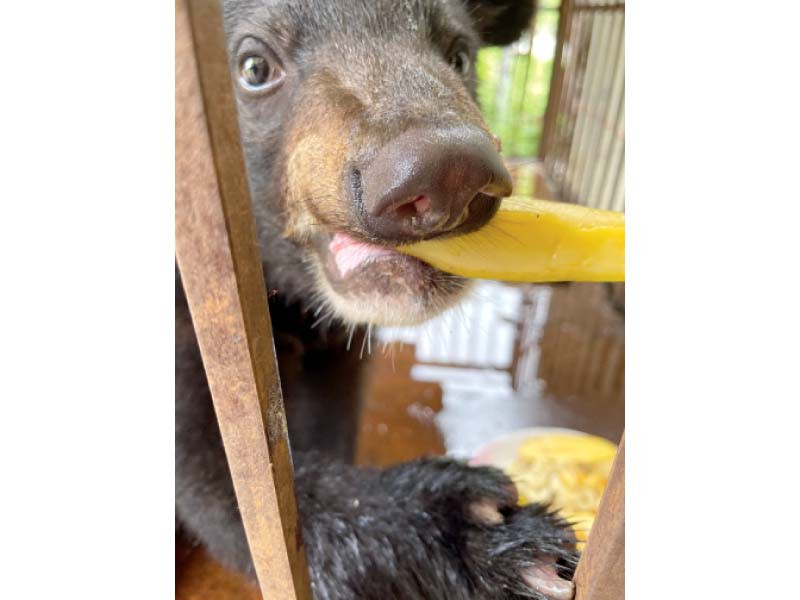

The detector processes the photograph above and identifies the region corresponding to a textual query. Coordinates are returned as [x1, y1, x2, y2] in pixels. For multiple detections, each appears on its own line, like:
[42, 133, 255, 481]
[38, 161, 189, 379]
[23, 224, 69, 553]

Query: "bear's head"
[224, 0, 533, 327]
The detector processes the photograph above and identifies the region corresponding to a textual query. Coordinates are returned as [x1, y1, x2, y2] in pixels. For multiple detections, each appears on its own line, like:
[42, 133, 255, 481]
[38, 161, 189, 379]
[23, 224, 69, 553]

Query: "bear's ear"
[464, 0, 535, 46]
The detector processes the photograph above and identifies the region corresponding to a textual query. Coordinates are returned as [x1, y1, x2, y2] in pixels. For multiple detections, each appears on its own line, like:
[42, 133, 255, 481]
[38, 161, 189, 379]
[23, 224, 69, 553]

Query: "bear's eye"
[241, 55, 269, 86]
[239, 54, 284, 90]
[448, 42, 471, 77]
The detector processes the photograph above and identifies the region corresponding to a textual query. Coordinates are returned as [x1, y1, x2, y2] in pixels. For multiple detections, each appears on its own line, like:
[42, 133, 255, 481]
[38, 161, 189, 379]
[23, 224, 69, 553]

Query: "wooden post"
[574, 433, 625, 600]
[175, 0, 312, 598]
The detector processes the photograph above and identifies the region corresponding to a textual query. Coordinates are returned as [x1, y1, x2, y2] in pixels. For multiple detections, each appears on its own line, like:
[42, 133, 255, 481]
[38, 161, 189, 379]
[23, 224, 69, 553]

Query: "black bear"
[176, 1, 578, 597]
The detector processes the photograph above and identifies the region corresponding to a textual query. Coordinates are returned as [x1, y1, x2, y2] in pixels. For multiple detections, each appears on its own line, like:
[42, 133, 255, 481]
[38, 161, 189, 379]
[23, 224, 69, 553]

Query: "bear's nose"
[358, 126, 513, 242]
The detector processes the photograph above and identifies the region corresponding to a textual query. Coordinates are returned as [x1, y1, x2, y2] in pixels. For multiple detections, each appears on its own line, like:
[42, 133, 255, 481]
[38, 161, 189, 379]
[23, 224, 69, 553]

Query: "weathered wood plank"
[175, 0, 312, 597]
[574, 433, 625, 600]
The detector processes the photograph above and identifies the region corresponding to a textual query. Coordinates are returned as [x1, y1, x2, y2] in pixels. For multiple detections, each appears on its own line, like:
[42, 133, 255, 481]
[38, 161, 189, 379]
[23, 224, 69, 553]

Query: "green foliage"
[476, 6, 560, 158]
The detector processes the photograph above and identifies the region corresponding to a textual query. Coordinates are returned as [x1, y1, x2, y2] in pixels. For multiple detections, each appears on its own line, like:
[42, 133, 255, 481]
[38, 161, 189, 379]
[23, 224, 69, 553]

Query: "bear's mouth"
[308, 231, 470, 327]
[328, 233, 405, 279]
[318, 232, 441, 290]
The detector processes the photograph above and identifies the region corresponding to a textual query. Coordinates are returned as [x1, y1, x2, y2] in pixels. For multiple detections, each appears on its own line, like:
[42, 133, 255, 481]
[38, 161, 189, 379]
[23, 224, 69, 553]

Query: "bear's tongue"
[329, 233, 397, 277]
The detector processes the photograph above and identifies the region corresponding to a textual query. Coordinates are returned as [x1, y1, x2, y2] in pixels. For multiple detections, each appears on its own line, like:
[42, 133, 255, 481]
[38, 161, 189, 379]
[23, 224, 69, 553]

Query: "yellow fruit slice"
[517, 434, 618, 464]
[398, 197, 624, 282]
[507, 433, 618, 550]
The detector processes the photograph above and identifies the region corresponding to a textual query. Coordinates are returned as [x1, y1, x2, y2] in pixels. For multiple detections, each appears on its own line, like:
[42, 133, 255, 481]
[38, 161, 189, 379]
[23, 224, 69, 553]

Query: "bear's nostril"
[412, 195, 431, 214]
[392, 194, 431, 219]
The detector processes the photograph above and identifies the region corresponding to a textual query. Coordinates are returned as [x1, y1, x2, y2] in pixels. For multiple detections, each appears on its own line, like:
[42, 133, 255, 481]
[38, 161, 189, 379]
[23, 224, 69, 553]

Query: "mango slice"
[398, 197, 624, 282]
[508, 434, 619, 551]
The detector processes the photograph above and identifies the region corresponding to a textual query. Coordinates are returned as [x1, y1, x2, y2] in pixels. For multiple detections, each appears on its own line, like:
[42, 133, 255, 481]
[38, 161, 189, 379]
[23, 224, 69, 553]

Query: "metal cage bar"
[574, 433, 625, 600]
[540, 0, 625, 210]
[175, 0, 312, 597]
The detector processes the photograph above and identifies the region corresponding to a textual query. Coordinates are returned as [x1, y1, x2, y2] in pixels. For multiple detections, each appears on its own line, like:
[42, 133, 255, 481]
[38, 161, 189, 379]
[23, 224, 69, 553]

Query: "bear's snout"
[356, 125, 512, 242]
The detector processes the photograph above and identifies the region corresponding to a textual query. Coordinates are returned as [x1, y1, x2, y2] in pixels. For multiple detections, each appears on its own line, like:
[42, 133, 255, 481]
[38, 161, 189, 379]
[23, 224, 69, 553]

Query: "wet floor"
[356, 279, 624, 469]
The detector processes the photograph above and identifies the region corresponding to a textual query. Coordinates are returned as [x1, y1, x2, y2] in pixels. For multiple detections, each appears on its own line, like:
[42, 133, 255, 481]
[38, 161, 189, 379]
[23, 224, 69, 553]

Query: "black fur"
[176, 1, 577, 597]
[297, 456, 577, 599]
[465, 0, 536, 45]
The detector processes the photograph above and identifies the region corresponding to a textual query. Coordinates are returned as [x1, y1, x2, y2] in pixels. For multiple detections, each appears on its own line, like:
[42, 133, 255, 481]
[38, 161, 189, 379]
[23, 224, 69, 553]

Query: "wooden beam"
[574, 432, 625, 600]
[175, 0, 312, 598]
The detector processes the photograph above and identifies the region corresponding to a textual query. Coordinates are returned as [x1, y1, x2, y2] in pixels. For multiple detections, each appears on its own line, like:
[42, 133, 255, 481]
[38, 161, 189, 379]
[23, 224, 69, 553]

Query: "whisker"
[311, 309, 332, 329]
[359, 327, 368, 359]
